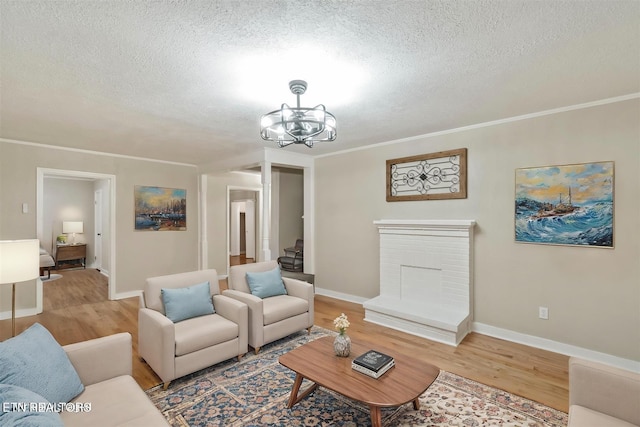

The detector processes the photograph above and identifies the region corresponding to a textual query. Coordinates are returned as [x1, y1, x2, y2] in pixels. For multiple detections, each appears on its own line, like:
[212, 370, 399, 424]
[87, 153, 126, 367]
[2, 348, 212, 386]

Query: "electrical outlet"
[539, 306, 549, 320]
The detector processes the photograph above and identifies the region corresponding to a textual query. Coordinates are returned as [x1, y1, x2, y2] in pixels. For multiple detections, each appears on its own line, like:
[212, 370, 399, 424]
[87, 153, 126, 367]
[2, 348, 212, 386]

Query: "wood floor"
[1, 268, 569, 412]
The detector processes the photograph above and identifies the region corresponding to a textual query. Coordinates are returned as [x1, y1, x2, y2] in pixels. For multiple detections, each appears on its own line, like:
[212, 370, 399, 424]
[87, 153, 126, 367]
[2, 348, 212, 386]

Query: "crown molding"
[0, 138, 197, 168]
[317, 93, 640, 159]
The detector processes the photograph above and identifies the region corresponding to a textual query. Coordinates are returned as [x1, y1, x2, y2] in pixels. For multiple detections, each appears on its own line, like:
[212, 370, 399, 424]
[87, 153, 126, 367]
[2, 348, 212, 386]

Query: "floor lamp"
[0, 239, 39, 337]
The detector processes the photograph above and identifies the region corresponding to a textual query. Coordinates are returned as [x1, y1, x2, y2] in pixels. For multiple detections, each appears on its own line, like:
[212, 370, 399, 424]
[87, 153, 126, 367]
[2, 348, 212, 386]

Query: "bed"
[39, 246, 55, 279]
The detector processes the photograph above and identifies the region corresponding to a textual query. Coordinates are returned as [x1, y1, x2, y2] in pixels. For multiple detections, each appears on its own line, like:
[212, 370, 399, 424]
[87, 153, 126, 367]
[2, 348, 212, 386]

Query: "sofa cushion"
[246, 267, 287, 299]
[61, 375, 169, 427]
[174, 313, 239, 356]
[0, 384, 63, 427]
[0, 323, 84, 403]
[263, 295, 308, 325]
[569, 405, 638, 427]
[161, 281, 215, 323]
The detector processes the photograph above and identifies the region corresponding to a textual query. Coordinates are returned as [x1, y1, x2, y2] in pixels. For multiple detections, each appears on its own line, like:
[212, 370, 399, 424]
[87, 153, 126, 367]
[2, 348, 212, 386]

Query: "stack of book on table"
[352, 350, 395, 379]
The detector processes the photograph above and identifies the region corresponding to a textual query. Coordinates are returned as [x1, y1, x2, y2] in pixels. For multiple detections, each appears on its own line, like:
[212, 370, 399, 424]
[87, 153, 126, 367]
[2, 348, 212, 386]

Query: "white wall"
[314, 98, 640, 362]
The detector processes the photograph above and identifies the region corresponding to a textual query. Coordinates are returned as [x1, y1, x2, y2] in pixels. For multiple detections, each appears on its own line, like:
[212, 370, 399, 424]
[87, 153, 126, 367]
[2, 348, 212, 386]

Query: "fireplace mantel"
[364, 219, 476, 346]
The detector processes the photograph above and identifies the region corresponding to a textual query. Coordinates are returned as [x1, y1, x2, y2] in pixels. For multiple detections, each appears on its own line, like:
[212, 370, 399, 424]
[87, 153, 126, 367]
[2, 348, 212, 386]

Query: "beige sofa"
[569, 357, 640, 427]
[61, 332, 168, 426]
[224, 260, 314, 354]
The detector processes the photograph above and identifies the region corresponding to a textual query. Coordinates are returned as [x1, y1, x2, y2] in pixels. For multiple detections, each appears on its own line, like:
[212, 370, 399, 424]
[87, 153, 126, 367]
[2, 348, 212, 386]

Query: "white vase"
[334, 333, 351, 357]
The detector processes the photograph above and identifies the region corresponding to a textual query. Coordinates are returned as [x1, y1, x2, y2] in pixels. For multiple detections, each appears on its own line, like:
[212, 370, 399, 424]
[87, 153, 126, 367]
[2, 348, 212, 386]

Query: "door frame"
[36, 168, 117, 303]
[94, 189, 103, 271]
[226, 186, 262, 274]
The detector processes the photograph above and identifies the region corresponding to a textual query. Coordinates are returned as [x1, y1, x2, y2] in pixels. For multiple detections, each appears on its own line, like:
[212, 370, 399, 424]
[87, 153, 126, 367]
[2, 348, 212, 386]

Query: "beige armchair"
[139, 269, 248, 389]
[223, 261, 314, 354]
[569, 357, 640, 427]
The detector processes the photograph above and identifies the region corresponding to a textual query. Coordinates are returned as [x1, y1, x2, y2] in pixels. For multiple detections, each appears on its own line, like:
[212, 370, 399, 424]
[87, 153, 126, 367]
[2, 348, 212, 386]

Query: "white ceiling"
[1, 1, 638, 166]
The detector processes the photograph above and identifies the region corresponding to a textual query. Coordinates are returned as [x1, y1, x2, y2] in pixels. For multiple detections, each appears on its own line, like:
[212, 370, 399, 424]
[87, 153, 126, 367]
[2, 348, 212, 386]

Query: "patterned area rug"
[146, 327, 568, 426]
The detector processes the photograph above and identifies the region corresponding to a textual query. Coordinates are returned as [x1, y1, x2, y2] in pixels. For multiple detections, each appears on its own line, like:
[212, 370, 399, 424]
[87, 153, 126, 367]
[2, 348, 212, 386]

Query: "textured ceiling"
[1, 0, 638, 166]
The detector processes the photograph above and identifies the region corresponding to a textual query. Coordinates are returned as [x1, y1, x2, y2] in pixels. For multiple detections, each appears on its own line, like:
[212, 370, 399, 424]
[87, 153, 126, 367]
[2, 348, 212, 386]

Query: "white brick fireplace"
[363, 219, 476, 346]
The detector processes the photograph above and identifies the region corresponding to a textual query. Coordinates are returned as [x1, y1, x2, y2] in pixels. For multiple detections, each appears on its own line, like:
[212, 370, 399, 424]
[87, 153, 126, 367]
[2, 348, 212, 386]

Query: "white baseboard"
[313, 289, 640, 373]
[314, 287, 368, 304]
[114, 290, 143, 301]
[473, 322, 640, 373]
[0, 307, 41, 321]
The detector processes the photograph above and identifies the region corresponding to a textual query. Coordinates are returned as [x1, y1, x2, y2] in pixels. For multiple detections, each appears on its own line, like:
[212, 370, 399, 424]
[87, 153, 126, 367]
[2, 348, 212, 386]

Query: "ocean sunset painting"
[515, 162, 614, 247]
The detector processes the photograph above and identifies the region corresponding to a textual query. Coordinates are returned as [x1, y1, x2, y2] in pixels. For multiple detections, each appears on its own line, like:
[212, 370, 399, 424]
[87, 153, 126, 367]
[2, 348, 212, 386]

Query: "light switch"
[22, 203, 28, 214]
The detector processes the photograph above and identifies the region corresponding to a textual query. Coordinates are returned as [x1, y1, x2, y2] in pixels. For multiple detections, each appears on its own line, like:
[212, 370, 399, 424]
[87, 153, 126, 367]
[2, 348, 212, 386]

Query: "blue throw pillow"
[0, 384, 63, 426]
[0, 323, 84, 404]
[246, 267, 287, 299]
[161, 281, 215, 323]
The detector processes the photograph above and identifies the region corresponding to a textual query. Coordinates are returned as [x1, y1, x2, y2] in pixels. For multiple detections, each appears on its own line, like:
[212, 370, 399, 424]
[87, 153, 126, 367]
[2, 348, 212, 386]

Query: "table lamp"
[62, 221, 83, 245]
[0, 239, 39, 337]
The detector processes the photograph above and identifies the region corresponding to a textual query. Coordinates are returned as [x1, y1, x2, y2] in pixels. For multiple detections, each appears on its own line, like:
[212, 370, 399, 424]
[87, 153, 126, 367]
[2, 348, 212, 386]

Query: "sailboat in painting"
[532, 187, 579, 219]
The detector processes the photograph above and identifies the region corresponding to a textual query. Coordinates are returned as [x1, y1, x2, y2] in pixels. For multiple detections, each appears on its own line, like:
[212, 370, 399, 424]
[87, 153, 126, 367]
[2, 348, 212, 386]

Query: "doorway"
[36, 168, 116, 311]
[239, 212, 246, 255]
[230, 198, 256, 263]
[228, 188, 260, 271]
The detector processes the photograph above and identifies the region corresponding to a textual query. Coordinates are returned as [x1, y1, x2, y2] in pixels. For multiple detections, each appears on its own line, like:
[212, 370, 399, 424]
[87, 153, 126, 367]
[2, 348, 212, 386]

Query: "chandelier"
[260, 80, 336, 148]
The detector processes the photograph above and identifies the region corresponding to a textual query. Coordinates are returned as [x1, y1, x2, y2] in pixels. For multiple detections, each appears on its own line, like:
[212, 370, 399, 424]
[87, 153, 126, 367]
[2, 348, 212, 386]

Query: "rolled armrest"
[63, 333, 132, 386]
[569, 357, 640, 425]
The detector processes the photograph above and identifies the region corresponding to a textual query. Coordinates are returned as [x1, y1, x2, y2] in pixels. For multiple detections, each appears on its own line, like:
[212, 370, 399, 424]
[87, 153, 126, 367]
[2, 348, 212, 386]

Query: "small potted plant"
[333, 313, 351, 357]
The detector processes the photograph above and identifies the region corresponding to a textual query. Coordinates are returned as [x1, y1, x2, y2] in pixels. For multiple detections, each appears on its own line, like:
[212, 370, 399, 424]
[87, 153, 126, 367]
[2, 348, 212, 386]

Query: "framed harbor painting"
[514, 161, 614, 247]
[387, 148, 467, 201]
[134, 186, 187, 231]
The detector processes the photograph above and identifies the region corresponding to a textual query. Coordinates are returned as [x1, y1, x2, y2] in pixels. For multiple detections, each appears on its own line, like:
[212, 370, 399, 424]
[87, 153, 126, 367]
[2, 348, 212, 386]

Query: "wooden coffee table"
[279, 336, 440, 427]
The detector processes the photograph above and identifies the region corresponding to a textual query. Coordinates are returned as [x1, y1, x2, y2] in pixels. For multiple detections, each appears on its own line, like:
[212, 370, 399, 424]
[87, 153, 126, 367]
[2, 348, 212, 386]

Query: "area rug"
[41, 273, 63, 282]
[146, 327, 568, 426]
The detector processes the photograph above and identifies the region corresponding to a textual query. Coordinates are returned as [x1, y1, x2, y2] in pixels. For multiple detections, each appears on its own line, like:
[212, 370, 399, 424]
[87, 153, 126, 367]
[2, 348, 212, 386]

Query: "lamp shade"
[0, 239, 40, 284]
[62, 221, 83, 234]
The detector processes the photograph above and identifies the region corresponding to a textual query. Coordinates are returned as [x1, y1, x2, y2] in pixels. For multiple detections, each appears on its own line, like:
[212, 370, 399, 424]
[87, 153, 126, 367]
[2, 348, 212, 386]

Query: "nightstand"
[55, 243, 87, 269]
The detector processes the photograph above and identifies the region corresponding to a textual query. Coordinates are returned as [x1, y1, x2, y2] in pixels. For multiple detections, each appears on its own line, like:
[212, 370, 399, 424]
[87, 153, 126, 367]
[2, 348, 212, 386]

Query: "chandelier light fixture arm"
[260, 80, 336, 148]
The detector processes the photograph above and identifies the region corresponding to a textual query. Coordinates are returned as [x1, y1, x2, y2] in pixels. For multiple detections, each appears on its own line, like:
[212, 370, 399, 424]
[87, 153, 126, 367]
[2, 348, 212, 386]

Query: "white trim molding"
[1, 138, 197, 167]
[314, 287, 368, 305]
[473, 322, 640, 373]
[316, 93, 640, 159]
[312, 289, 640, 373]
